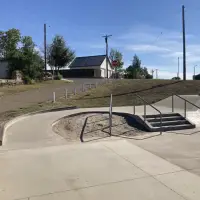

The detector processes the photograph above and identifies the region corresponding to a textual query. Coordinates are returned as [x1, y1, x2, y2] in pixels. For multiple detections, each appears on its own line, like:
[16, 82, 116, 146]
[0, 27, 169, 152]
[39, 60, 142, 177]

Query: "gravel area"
[53, 113, 148, 142]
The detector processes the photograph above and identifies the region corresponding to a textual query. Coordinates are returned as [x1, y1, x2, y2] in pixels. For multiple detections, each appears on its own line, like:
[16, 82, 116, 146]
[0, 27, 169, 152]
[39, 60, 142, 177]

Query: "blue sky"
[1, 0, 200, 79]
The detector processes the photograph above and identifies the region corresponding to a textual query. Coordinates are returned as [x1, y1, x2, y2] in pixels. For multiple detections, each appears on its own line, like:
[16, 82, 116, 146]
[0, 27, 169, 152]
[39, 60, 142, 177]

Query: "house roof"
[69, 55, 107, 68]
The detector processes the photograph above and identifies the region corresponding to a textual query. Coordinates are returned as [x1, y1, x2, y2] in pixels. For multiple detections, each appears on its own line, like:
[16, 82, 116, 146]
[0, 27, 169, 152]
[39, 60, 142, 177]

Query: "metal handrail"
[134, 94, 162, 134]
[172, 94, 200, 118]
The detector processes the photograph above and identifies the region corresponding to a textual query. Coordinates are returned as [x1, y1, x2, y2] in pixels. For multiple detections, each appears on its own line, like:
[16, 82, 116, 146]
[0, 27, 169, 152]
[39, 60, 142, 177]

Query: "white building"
[68, 55, 114, 78]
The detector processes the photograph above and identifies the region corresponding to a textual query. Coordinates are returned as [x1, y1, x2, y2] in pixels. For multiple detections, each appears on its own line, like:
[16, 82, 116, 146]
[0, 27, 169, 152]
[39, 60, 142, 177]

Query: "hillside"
[69, 80, 200, 107]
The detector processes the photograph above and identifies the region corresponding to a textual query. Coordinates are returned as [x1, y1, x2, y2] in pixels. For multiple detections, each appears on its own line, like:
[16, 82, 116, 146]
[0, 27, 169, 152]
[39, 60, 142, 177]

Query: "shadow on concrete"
[111, 131, 162, 141]
[79, 111, 156, 142]
[167, 130, 200, 135]
[80, 113, 111, 142]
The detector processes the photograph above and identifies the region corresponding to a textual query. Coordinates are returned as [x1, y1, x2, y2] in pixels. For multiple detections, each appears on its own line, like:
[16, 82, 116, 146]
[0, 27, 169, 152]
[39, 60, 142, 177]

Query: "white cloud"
[145, 64, 194, 80]
[119, 24, 200, 79]
[34, 46, 43, 56]
[126, 44, 170, 53]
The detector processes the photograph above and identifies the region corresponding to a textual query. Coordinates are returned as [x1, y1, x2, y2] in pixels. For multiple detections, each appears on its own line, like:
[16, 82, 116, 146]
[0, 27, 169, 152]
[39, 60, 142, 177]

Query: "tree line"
[0, 28, 154, 83]
[109, 49, 153, 79]
[0, 28, 75, 83]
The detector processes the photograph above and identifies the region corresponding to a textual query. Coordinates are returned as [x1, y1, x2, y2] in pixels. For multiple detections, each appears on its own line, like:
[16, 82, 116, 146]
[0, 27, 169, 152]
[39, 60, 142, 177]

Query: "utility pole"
[177, 57, 180, 78]
[155, 69, 158, 79]
[182, 5, 186, 80]
[194, 65, 197, 77]
[151, 69, 155, 79]
[103, 35, 112, 78]
[44, 23, 47, 72]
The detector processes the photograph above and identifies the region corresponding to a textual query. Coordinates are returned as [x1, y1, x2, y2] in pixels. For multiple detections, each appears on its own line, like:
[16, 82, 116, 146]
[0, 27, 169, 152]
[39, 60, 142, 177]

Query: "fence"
[51, 79, 110, 102]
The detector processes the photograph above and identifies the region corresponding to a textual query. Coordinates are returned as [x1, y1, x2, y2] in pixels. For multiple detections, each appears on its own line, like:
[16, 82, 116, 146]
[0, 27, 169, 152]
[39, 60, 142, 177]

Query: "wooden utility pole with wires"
[182, 5, 186, 80]
[103, 35, 112, 78]
[155, 69, 158, 79]
[151, 69, 155, 79]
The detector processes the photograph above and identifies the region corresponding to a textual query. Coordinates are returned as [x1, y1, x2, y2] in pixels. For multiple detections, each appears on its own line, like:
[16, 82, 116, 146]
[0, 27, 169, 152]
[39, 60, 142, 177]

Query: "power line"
[145, 32, 163, 52]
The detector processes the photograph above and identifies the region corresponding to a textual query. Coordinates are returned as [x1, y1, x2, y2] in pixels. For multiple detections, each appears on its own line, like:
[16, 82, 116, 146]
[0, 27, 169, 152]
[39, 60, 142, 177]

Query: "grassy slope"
[69, 80, 200, 107]
[1, 79, 200, 124]
[0, 80, 69, 97]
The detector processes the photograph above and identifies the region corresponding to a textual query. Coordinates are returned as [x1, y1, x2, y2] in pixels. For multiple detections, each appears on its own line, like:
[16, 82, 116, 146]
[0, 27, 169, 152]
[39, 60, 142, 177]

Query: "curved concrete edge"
[1, 114, 32, 145]
[0, 106, 78, 146]
[51, 111, 138, 127]
[51, 111, 152, 141]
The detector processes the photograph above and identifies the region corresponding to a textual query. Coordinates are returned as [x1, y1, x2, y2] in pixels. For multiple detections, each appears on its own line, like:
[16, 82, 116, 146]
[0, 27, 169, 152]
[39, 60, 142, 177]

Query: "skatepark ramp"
[134, 94, 196, 132]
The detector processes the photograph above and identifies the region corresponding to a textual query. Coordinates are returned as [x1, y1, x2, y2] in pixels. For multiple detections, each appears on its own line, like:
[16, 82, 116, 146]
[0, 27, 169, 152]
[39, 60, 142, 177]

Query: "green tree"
[125, 55, 141, 79]
[125, 54, 152, 79]
[47, 35, 75, 74]
[0, 28, 21, 59]
[20, 36, 44, 80]
[0, 28, 44, 83]
[6, 34, 44, 81]
[109, 48, 124, 72]
[172, 77, 181, 80]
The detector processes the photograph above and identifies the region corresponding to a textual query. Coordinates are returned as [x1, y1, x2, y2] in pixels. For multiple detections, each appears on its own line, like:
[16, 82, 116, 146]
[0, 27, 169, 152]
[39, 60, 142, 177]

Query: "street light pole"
[194, 65, 197, 77]
[177, 57, 180, 78]
[182, 5, 186, 80]
[103, 35, 112, 78]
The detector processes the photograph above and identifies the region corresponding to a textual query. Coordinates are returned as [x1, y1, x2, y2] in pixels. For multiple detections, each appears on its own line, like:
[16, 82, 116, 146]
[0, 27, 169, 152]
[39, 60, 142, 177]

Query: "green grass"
[68, 79, 200, 107]
[1, 79, 200, 131]
[0, 80, 70, 96]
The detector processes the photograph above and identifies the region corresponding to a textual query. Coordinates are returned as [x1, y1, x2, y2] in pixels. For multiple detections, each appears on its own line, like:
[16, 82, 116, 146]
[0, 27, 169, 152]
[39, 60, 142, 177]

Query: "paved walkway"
[1, 139, 200, 200]
[1, 97, 200, 200]
[2, 106, 175, 150]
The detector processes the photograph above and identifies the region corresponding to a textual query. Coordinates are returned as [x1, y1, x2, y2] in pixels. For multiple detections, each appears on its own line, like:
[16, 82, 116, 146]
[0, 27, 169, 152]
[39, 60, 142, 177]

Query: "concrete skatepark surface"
[1, 95, 200, 200]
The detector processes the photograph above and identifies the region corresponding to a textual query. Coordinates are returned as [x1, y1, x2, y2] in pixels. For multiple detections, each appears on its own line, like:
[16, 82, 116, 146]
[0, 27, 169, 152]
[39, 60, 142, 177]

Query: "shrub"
[172, 77, 181, 80]
[146, 74, 153, 79]
[194, 74, 200, 80]
[23, 76, 32, 84]
[54, 73, 63, 80]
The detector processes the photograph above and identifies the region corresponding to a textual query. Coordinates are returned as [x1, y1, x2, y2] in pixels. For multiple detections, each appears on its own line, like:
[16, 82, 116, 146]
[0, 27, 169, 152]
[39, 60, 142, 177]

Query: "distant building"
[68, 55, 114, 78]
[0, 60, 8, 79]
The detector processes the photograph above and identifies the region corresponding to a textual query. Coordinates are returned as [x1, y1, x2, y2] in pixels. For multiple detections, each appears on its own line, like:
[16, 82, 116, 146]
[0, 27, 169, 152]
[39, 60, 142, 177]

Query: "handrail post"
[133, 105, 135, 115]
[160, 113, 162, 135]
[144, 104, 146, 121]
[184, 100, 187, 118]
[172, 95, 174, 112]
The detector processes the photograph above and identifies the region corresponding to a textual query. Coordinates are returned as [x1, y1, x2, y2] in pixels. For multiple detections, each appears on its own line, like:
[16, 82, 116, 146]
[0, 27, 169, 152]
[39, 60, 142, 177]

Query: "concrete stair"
[139, 113, 196, 132]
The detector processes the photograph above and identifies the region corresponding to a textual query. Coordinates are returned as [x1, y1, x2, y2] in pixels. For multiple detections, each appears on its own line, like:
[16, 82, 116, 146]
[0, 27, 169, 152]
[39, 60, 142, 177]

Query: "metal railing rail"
[134, 94, 163, 134]
[172, 94, 200, 118]
[109, 94, 113, 136]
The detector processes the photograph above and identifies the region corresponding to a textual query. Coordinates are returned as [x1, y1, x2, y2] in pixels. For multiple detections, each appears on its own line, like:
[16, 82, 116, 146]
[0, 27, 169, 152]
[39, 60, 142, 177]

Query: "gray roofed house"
[68, 55, 113, 78]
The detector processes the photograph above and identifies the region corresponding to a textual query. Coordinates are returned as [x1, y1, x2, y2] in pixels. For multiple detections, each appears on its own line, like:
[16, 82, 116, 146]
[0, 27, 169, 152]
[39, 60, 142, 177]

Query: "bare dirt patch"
[53, 112, 150, 142]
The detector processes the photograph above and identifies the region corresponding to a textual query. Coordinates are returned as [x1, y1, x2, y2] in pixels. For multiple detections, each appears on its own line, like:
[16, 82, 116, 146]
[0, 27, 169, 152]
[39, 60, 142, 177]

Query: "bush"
[172, 77, 181, 80]
[23, 76, 33, 84]
[146, 74, 153, 79]
[54, 73, 63, 80]
[194, 74, 200, 80]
